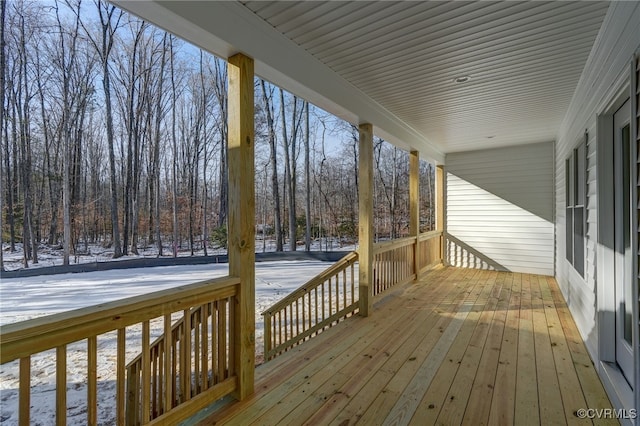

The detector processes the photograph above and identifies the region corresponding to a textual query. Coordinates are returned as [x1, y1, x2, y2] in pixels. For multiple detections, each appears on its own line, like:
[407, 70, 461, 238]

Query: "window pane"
[574, 206, 584, 276]
[566, 158, 574, 208]
[575, 144, 585, 206]
[566, 208, 573, 263]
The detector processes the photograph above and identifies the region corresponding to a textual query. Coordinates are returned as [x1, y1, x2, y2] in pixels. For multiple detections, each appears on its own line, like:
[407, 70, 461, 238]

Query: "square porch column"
[436, 165, 445, 264]
[358, 123, 373, 317]
[409, 150, 420, 276]
[227, 53, 255, 399]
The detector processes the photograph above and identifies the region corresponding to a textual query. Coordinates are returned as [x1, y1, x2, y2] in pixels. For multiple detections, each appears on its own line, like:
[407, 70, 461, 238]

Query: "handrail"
[262, 251, 359, 361]
[264, 251, 359, 315]
[0, 276, 240, 425]
[373, 235, 416, 255]
[1, 277, 238, 363]
[262, 234, 442, 360]
[418, 229, 442, 242]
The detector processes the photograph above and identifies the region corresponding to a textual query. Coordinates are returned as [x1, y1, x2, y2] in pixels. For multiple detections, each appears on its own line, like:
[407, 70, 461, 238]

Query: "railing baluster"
[126, 362, 138, 425]
[117, 329, 125, 425]
[314, 287, 318, 333]
[277, 310, 282, 349]
[183, 309, 191, 402]
[307, 291, 312, 331]
[328, 277, 332, 324]
[351, 263, 355, 307]
[227, 297, 234, 376]
[193, 309, 199, 395]
[157, 343, 162, 414]
[218, 301, 227, 379]
[335, 275, 340, 313]
[142, 321, 151, 423]
[88, 336, 97, 425]
[163, 314, 172, 412]
[212, 301, 218, 383]
[300, 293, 305, 334]
[56, 345, 66, 426]
[200, 304, 208, 391]
[321, 281, 325, 321]
[19, 356, 30, 426]
[295, 300, 300, 337]
[342, 269, 347, 310]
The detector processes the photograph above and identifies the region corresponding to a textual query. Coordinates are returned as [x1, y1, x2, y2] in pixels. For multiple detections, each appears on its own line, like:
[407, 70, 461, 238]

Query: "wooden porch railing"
[262, 231, 443, 361]
[262, 251, 359, 361]
[372, 230, 442, 297]
[0, 275, 240, 426]
[124, 298, 234, 424]
[417, 230, 443, 274]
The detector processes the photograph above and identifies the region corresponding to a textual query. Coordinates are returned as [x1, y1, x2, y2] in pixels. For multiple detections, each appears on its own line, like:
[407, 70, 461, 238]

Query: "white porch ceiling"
[113, 1, 610, 164]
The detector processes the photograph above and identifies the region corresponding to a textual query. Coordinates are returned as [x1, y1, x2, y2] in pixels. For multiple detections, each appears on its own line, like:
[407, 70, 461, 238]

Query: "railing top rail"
[262, 251, 358, 316]
[373, 235, 417, 254]
[1, 275, 240, 364]
[418, 230, 443, 241]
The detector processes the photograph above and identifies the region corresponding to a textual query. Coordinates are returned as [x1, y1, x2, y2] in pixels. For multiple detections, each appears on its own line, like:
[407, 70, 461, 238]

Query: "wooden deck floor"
[195, 267, 616, 425]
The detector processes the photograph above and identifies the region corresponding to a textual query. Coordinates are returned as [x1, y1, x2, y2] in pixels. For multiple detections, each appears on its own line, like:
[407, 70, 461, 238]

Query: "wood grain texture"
[199, 267, 613, 425]
[19, 357, 30, 426]
[227, 52, 255, 400]
[0, 276, 240, 363]
[358, 123, 374, 317]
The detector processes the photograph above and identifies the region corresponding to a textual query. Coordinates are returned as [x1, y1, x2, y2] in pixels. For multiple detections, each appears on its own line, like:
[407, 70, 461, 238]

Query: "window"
[566, 137, 586, 276]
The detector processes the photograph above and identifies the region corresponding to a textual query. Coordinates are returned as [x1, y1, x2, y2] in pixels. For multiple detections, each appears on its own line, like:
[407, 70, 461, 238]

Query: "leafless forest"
[0, 0, 435, 270]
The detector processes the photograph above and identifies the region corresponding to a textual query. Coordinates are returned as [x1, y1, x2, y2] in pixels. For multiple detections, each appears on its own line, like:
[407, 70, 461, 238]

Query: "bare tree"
[150, 33, 167, 255]
[0, 0, 5, 269]
[279, 89, 303, 250]
[260, 80, 282, 251]
[90, 0, 123, 257]
[170, 34, 179, 257]
[212, 59, 227, 229]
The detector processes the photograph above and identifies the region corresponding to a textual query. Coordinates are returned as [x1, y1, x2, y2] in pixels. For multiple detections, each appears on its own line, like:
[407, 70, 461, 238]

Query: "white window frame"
[566, 135, 586, 277]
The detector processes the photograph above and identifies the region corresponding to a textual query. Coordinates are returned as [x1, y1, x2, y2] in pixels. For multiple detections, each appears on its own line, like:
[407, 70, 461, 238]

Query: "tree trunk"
[280, 89, 297, 251]
[260, 80, 282, 251]
[170, 36, 179, 257]
[0, 0, 6, 269]
[98, 2, 123, 257]
[152, 34, 167, 256]
[213, 60, 228, 229]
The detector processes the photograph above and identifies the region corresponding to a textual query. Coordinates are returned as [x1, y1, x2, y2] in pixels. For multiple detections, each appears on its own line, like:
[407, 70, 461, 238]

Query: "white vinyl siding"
[446, 142, 554, 276]
[555, 1, 640, 362]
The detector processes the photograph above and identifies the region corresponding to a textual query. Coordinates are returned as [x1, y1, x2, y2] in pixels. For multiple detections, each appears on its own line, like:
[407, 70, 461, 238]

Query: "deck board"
[195, 267, 615, 426]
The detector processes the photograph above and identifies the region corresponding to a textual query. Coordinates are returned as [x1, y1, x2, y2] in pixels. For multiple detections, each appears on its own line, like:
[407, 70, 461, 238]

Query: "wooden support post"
[227, 53, 255, 399]
[409, 150, 420, 277]
[436, 165, 445, 264]
[358, 123, 374, 317]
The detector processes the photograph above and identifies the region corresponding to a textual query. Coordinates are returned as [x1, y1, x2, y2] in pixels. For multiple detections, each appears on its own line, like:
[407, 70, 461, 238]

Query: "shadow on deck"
[188, 267, 615, 425]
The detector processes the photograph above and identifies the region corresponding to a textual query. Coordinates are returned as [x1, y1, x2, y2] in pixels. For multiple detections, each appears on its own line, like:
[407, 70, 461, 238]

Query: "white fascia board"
[112, 0, 445, 164]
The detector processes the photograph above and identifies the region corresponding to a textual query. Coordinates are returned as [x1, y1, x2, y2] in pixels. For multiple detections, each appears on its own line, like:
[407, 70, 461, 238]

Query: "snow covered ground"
[0, 260, 333, 425]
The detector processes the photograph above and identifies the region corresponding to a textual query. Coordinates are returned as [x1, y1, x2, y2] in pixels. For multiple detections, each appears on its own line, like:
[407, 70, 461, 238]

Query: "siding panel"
[446, 142, 554, 276]
[555, 2, 640, 362]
